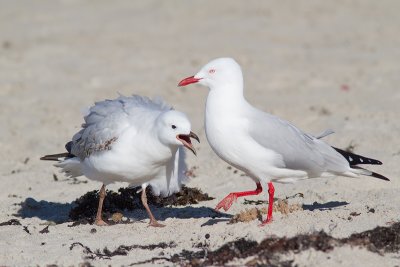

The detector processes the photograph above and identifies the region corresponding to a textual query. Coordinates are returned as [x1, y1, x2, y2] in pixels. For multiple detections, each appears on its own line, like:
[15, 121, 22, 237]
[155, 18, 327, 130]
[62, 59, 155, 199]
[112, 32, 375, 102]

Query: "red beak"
[178, 76, 201, 87]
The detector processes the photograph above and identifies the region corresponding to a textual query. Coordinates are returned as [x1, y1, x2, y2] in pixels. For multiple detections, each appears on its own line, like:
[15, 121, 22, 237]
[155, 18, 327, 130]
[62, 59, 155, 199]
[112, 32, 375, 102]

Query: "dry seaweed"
[70, 241, 176, 260]
[0, 219, 21, 226]
[22, 226, 30, 234]
[39, 225, 50, 234]
[138, 222, 400, 266]
[69, 186, 213, 224]
[230, 199, 303, 224]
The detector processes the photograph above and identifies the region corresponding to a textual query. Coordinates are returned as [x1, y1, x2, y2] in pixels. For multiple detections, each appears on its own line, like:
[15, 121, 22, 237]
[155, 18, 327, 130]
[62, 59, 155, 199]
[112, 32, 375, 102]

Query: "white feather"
[53, 95, 193, 196]
[54, 158, 82, 178]
[194, 57, 363, 183]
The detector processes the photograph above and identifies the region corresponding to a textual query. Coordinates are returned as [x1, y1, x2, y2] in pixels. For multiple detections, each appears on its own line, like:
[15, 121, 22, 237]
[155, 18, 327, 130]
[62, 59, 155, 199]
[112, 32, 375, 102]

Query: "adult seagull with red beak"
[178, 57, 388, 225]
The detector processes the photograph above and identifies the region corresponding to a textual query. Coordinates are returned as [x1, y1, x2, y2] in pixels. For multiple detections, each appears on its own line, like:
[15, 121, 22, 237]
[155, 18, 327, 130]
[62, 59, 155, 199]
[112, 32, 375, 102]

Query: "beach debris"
[0, 219, 21, 226]
[68, 186, 213, 224]
[367, 206, 376, 213]
[111, 212, 124, 223]
[230, 199, 303, 224]
[310, 106, 331, 116]
[70, 241, 176, 260]
[39, 225, 50, 234]
[23, 226, 31, 234]
[154, 222, 400, 266]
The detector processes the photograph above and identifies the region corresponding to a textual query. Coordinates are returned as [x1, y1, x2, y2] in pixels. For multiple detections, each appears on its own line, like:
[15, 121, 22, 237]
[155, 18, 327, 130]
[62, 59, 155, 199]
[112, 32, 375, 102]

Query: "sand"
[0, 0, 399, 266]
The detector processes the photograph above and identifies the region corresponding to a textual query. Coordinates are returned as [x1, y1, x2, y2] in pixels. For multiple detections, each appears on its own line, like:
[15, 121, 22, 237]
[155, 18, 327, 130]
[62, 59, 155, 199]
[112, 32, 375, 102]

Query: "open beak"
[178, 76, 201, 87]
[176, 131, 200, 155]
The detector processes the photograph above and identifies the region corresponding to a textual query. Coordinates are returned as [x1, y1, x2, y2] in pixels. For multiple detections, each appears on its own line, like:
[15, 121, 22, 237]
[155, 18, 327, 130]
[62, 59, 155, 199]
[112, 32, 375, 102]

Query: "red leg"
[260, 182, 275, 225]
[215, 182, 263, 211]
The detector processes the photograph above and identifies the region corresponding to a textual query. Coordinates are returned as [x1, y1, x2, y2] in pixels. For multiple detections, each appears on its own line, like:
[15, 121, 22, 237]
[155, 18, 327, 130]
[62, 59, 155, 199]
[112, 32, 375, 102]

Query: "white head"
[156, 110, 199, 155]
[178, 57, 243, 90]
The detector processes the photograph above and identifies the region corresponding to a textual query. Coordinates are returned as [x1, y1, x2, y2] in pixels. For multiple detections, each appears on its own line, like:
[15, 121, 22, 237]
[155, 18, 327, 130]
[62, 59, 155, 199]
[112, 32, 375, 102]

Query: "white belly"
[80, 134, 172, 186]
[205, 114, 281, 181]
[82, 151, 163, 185]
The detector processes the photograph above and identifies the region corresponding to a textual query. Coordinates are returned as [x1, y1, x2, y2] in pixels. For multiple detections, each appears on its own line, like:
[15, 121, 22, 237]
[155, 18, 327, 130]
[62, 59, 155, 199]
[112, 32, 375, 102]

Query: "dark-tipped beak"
[178, 76, 201, 87]
[189, 131, 200, 143]
[177, 131, 200, 156]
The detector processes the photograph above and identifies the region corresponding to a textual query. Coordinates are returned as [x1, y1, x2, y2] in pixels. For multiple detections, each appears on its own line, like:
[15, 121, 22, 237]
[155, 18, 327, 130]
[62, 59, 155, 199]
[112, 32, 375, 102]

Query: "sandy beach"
[0, 0, 399, 266]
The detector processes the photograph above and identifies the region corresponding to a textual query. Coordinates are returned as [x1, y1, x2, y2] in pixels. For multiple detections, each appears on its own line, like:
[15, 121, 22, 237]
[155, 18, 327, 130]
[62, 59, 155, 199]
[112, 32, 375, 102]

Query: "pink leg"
[260, 182, 275, 225]
[215, 182, 263, 211]
[95, 184, 108, 226]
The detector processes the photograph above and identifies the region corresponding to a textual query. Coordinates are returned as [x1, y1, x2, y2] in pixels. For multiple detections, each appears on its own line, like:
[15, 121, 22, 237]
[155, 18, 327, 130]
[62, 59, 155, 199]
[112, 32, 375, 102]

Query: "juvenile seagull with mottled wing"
[41, 95, 199, 227]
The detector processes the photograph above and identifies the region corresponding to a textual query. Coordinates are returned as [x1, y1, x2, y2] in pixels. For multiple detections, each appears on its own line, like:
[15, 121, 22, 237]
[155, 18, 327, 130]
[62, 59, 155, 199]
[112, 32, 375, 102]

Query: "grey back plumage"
[249, 111, 349, 177]
[70, 95, 171, 159]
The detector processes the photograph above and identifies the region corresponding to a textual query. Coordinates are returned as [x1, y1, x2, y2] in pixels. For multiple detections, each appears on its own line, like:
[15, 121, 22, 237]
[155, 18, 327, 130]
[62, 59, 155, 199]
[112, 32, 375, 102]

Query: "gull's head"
[157, 110, 199, 155]
[178, 57, 243, 90]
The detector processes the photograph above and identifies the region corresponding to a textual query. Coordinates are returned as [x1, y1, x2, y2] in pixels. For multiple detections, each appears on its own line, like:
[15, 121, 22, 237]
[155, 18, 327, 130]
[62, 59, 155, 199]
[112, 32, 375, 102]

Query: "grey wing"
[249, 112, 349, 176]
[148, 147, 188, 197]
[70, 95, 170, 159]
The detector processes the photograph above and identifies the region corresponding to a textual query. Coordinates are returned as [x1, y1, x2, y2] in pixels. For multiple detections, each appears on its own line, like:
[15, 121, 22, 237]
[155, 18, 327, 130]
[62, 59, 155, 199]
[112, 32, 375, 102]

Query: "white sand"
[0, 0, 399, 266]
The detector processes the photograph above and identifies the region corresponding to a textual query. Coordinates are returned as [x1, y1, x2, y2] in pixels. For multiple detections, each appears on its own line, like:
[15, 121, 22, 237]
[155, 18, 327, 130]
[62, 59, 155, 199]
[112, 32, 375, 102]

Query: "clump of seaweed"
[162, 222, 400, 266]
[69, 186, 213, 224]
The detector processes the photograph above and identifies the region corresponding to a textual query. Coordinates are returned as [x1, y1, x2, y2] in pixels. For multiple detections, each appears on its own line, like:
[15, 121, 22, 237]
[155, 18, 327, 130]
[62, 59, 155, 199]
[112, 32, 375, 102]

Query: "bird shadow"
[14, 197, 231, 224]
[302, 201, 349, 211]
[15, 197, 73, 223]
[126, 206, 232, 222]
[200, 218, 231, 227]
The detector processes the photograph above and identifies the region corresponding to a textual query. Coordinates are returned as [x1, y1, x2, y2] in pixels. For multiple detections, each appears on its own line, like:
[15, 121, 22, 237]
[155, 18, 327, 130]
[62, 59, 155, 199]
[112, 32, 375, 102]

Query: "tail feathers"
[54, 158, 82, 178]
[333, 147, 382, 165]
[351, 166, 390, 181]
[40, 152, 72, 161]
[41, 152, 82, 178]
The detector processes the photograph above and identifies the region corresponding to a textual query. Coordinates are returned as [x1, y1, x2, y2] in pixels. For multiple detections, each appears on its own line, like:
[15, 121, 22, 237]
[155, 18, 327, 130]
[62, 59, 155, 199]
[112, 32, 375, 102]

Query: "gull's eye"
[171, 125, 177, 129]
[209, 69, 215, 74]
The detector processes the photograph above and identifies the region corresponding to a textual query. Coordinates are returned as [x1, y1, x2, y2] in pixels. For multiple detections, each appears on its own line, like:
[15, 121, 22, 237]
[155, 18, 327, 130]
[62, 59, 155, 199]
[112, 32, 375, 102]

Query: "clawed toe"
[95, 219, 109, 226]
[215, 193, 237, 211]
[148, 220, 165, 227]
[258, 217, 273, 227]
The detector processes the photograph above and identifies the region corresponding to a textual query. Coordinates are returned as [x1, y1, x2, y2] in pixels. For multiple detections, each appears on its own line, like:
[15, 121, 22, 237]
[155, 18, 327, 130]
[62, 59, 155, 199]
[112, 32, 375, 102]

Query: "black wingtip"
[40, 155, 59, 161]
[40, 152, 71, 161]
[333, 147, 383, 165]
[351, 166, 390, 181]
[370, 171, 390, 181]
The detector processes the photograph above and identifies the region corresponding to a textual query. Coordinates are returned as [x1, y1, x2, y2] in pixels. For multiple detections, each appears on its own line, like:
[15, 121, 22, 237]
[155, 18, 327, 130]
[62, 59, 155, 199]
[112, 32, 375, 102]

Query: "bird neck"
[207, 80, 247, 111]
[146, 131, 177, 165]
[209, 72, 244, 94]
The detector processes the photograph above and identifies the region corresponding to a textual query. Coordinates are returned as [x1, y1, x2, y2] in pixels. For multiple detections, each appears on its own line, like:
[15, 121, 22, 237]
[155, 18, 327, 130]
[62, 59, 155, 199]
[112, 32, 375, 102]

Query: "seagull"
[178, 57, 388, 225]
[41, 95, 199, 227]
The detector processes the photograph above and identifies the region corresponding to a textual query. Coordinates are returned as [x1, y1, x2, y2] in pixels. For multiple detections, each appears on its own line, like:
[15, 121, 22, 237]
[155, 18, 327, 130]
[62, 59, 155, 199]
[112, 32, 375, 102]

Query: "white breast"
[205, 93, 280, 180]
[81, 127, 172, 186]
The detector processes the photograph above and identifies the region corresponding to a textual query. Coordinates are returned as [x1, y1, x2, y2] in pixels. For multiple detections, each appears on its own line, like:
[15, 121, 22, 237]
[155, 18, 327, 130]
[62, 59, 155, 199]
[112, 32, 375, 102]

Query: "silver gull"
[41, 94, 199, 227]
[178, 57, 388, 225]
